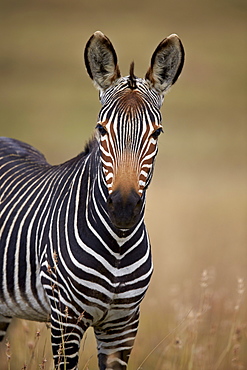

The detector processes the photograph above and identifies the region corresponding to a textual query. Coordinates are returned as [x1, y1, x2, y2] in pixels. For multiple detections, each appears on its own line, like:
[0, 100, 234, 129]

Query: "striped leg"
[95, 309, 140, 370]
[50, 309, 85, 370]
[0, 315, 11, 341]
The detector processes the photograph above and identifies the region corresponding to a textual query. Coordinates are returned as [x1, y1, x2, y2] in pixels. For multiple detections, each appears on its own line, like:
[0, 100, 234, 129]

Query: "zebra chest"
[56, 257, 151, 325]
[41, 229, 152, 325]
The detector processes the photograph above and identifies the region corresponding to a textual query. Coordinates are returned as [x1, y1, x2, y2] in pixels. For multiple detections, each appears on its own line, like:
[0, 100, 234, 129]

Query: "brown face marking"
[111, 151, 139, 198]
[97, 79, 163, 197]
[117, 90, 144, 115]
[98, 91, 161, 196]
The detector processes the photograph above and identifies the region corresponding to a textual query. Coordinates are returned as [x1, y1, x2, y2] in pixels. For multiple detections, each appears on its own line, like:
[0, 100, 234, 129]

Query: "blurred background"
[0, 0, 246, 369]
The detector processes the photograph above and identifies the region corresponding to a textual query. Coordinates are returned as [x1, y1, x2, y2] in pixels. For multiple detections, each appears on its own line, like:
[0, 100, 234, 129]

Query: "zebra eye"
[152, 127, 163, 139]
[96, 124, 107, 136]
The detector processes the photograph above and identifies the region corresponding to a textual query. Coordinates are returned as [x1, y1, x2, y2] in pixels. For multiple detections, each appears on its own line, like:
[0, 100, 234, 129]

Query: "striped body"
[0, 32, 184, 369]
[0, 137, 152, 360]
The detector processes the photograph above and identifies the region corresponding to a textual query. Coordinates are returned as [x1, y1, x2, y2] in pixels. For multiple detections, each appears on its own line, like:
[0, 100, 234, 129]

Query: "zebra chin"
[107, 188, 143, 230]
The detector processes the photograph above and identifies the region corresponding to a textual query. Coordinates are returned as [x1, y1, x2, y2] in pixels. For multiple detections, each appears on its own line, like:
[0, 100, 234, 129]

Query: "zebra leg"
[95, 309, 140, 370]
[97, 350, 132, 370]
[0, 315, 11, 342]
[50, 310, 85, 370]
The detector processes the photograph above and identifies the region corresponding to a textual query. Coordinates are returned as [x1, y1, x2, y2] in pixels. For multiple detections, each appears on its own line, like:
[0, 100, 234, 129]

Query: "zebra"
[0, 31, 184, 369]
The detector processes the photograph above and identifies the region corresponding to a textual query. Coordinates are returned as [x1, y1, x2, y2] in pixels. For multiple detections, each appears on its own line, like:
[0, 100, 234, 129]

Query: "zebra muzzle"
[107, 189, 143, 229]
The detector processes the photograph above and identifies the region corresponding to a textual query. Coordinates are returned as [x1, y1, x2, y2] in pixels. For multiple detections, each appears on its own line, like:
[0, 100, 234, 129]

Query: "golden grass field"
[0, 0, 246, 369]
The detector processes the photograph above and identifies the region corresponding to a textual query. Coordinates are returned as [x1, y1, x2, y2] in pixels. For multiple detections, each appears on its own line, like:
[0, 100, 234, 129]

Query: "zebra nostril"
[107, 196, 113, 210]
[137, 198, 142, 207]
[134, 197, 142, 216]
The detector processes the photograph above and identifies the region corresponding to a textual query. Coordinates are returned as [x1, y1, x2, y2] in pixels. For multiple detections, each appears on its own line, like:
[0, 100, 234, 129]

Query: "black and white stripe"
[0, 31, 184, 369]
[98, 77, 163, 195]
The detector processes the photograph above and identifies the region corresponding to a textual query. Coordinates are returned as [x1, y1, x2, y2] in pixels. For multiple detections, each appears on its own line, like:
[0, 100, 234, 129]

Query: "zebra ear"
[84, 31, 121, 91]
[145, 34, 184, 94]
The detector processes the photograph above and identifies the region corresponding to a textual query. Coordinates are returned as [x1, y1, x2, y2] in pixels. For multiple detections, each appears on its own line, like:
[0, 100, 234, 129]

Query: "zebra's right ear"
[145, 34, 184, 95]
[84, 31, 121, 91]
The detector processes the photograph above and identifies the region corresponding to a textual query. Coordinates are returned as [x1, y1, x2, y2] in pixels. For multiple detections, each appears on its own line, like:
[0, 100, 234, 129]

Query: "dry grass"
[0, 0, 246, 369]
[0, 273, 246, 369]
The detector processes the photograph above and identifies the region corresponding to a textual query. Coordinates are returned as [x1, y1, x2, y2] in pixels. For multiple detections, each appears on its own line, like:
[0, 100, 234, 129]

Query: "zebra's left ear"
[84, 31, 121, 91]
[145, 34, 184, 94]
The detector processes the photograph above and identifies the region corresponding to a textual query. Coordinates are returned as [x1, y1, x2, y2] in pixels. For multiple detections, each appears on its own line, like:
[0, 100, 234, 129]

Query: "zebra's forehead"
[98, 76, 163, 131]
[99, 76, 163, 107]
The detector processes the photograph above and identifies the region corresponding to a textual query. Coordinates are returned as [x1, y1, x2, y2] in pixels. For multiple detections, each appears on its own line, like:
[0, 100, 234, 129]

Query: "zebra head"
[84, 31, 184, 230]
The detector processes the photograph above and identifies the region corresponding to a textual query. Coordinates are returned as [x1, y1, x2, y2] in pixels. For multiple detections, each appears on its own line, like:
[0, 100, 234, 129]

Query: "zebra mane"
[128, 62, 137, 90]
[82, 136, 98, 156]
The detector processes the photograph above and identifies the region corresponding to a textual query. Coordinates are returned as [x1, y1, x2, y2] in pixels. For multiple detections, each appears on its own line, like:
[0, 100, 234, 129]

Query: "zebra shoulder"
[0, 137, 48, 164]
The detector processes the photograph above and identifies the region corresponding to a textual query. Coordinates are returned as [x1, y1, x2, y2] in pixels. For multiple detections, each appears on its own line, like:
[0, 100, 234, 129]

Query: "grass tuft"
[0, 272, 246, 369]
